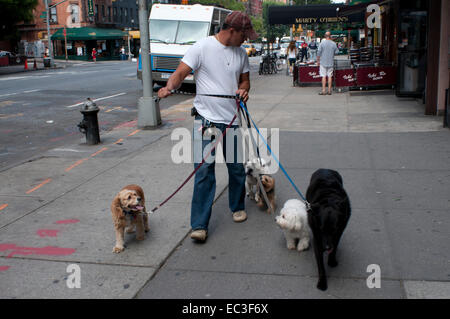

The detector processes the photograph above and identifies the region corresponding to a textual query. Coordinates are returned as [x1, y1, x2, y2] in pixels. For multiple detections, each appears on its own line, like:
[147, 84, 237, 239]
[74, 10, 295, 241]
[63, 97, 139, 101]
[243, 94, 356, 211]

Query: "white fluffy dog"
[275, 199, 310, 251]
[245, 158, 269, 202]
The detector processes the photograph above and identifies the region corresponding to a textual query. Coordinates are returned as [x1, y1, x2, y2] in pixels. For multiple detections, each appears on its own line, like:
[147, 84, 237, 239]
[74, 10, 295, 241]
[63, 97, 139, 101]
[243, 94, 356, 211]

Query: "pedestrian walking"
[158, 11, 257, 242]
[317, 32, 339, 95]
[300, 39, 308, 62]
[308, 39, 318, 62]
[91, 48, 97, 62]
[287, 41, 298, 76]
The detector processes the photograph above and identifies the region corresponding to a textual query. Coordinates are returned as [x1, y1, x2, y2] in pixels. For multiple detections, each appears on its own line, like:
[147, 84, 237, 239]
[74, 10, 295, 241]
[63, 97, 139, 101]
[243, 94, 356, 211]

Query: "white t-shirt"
[181, 36, 250, 124]
[287, 47, 297, 59]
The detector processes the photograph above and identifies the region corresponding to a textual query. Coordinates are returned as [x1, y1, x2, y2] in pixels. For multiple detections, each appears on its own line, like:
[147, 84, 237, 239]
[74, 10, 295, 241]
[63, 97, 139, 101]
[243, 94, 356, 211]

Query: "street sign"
[40, 11, 47, 18]
[87, 0, 94, 16]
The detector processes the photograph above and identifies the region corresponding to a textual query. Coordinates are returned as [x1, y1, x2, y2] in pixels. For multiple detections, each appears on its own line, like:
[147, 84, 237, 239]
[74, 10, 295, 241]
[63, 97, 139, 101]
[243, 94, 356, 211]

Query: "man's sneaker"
[232, 210, 247, 222]
[190, 229, 207, 242]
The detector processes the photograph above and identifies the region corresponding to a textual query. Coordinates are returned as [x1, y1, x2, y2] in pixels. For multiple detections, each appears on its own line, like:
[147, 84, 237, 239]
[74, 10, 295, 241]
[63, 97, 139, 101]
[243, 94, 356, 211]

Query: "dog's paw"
[125, 227, 135, 234]
[317, 278, 328, 291]
[297, 239, 310, 252]
[287, 242, 296, 250]
[113, 246, 125, 253]
[328, 258, 338, 268]
[136, 235, 145, 241]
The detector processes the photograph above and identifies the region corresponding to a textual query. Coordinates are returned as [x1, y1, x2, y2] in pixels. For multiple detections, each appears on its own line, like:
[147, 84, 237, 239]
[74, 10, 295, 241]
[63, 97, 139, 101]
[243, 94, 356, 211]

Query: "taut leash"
[149, 101, 240, 214]
[238, 100, 311, 211]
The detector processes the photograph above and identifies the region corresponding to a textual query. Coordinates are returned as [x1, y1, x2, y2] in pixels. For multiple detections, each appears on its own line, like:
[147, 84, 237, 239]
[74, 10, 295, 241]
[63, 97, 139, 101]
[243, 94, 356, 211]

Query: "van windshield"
[150, 19, 210, 44]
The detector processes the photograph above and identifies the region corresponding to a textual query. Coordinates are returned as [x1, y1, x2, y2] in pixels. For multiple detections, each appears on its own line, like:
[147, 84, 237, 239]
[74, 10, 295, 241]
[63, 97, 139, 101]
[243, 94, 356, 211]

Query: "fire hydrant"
[77, 98, 100, 145]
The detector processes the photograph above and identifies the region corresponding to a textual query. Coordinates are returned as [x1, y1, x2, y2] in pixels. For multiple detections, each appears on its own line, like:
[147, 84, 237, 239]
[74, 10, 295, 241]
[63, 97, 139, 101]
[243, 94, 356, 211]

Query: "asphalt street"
[0, 60, 204, 170]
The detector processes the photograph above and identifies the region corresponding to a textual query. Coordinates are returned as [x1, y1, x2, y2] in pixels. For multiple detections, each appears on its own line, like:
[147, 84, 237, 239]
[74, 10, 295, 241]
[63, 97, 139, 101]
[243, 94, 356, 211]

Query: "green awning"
[51, 27, 127, 40]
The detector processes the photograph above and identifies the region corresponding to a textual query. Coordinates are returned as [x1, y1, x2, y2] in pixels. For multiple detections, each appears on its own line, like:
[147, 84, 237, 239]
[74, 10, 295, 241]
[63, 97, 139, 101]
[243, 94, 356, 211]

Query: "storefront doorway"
[396, 3, 428, 97]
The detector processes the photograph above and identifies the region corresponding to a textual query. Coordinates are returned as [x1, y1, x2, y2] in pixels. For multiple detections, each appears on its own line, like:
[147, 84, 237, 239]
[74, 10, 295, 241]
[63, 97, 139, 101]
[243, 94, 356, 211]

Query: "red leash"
[150, 102, 240, 213]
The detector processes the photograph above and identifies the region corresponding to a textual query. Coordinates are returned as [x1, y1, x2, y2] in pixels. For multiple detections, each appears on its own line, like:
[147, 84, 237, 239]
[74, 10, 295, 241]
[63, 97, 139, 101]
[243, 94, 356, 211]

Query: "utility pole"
[137, 0, 161, 128]
[44, 0, 72, 67]
[44, 0, 54, 67]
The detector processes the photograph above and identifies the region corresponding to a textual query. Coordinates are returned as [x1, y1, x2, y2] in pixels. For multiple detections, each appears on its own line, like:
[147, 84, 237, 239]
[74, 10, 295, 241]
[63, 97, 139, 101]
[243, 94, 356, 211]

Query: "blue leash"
[239, 100, 310, 209]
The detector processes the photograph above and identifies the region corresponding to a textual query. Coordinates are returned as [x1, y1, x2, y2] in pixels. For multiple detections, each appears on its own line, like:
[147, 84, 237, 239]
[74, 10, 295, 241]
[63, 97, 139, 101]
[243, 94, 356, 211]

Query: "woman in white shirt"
[286, 41, 298, 76]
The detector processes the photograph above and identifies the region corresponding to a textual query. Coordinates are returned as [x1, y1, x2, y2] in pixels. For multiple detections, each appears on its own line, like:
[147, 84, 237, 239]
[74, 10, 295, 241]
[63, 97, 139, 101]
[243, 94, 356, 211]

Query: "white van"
[137, 4, 231, 85]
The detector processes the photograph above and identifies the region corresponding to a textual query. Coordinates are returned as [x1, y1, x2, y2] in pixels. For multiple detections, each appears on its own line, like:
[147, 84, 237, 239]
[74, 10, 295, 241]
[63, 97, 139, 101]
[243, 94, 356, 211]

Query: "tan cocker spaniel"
[111, 184, 149, 253]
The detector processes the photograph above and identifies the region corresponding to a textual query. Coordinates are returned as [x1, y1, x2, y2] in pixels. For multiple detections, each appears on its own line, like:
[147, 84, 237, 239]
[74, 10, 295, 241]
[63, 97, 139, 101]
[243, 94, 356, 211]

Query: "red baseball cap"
[224, 11, 258, 40]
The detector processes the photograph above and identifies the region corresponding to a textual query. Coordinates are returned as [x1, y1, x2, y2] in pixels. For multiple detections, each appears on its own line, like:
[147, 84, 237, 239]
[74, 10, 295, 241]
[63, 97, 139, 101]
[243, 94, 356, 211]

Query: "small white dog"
[245, 157, 269, 202]
[275, 199, 310, 251]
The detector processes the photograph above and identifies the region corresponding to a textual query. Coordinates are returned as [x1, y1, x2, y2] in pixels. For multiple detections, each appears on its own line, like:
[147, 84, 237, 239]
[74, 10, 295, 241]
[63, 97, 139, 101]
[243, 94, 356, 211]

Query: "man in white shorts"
[317, 31, 339, 95]
[158, 11, 257, 242]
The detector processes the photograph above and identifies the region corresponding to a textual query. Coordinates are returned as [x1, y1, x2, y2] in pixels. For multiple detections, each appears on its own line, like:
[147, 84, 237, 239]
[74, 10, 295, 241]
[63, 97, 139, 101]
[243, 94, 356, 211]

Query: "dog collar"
[124, 210, 138, 219]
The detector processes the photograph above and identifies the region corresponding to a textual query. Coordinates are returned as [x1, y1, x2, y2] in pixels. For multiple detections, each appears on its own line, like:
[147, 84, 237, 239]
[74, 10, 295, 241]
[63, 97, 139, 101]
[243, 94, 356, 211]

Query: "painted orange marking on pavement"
[36, 229, 60, 238]
[0, 204, 8, 211]
[65, 158, 88, 172]
[90, 147, 108, 157]
[54, 219, 80, 225]
[0, 244, 76, 258]
[26, 178, 52, 194]
[114, 138, 124, 144]
[128, 129, 140, 137]
[113, 120, 137, 130]
[0, 113, 24, 120]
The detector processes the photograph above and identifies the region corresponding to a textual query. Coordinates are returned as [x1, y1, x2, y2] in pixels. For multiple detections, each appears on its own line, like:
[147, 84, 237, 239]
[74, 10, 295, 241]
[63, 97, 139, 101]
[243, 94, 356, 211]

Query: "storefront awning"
[51, 27, 127, 40]
[268, 4, 365, 25]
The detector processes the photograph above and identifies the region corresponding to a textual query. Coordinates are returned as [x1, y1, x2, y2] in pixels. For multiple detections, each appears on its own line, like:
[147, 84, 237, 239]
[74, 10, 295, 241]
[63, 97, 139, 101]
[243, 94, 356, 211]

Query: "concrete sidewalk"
[0, 68, 449, 299]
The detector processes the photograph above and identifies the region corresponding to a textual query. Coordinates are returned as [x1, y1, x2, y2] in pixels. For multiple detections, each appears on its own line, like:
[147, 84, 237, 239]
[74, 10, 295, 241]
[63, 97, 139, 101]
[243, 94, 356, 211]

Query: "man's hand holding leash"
[157, 62, 193, 99]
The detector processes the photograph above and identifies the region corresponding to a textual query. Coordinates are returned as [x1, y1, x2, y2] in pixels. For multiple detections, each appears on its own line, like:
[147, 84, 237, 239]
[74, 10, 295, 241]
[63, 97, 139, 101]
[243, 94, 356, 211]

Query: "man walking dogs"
[158, 11, 257, 242]
[317, 32, 339, 95]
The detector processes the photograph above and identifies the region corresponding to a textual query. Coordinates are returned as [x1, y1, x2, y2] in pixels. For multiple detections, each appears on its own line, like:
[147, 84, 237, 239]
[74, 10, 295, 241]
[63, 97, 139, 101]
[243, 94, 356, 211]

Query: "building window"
[120, 8, 123, 22]
[124, 8, 128, 22]
[95, 5, 98, 21]
[113, 7, 117, 22]
[70, 4, 80, 24]
[108, 7, 111, 22]
[50, 7, 57, 23]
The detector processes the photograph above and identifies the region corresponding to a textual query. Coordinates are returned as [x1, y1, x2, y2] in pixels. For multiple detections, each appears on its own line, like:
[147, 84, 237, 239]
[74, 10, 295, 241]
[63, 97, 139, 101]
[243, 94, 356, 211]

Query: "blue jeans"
[191, 115, 246, 231]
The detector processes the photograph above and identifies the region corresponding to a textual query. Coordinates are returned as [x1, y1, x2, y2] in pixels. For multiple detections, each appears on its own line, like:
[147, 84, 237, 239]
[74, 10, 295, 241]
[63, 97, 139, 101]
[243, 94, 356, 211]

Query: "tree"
[190, 0, 245, 11]
[294, 0, 332, 5]
[0, 0, 38, 41]
[250, 16, 264, 41]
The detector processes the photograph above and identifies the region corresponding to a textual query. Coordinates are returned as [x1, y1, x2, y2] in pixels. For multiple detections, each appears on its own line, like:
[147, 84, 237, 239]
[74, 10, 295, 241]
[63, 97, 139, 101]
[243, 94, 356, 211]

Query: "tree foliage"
[262, 1, 289, 43]
[0, 0, 38, 41]
[190, 0, 245, 11]
[293, 0, 332, 5]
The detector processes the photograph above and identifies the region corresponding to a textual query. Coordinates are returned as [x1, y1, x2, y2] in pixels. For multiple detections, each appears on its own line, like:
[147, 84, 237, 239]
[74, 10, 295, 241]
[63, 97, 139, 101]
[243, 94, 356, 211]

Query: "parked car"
[0, 50, 24, 66]
[0, 50, 13, 57]
[242, 43, 256, 56]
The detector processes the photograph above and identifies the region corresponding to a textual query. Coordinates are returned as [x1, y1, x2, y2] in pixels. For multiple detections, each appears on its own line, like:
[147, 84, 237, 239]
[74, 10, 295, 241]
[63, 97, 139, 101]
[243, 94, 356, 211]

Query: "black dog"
[306, 169, 351, 291]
